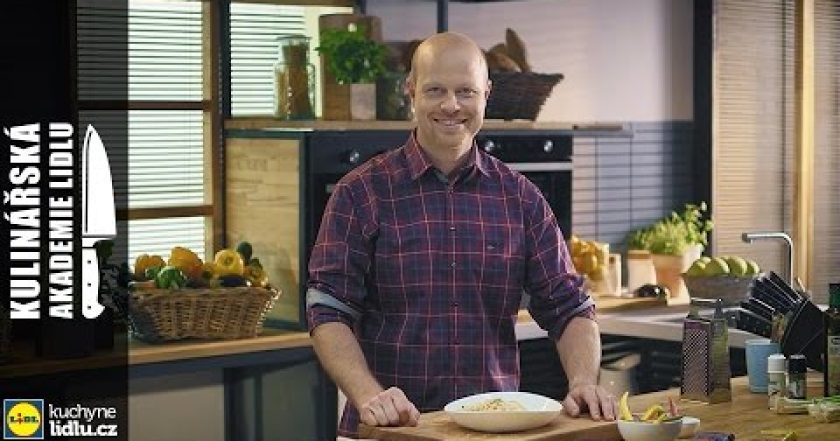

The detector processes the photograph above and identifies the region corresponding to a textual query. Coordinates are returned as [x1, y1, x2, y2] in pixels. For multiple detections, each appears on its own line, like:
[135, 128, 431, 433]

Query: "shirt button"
[450, 262, 457, 268]
[452, 301, 459, 307]
[449, 225, 456, 231]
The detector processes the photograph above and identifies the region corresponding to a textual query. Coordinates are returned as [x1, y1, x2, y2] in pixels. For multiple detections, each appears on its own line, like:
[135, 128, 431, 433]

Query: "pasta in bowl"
[444, 391, 563, 433]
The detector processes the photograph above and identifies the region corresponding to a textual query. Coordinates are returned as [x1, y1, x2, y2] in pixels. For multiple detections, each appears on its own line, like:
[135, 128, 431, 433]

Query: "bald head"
[408, 32, 488, 85]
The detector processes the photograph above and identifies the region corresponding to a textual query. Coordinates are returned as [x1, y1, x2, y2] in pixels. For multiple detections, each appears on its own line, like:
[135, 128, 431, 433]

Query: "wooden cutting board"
[360, 374, 837, 441]
[359, 413, 619, 441]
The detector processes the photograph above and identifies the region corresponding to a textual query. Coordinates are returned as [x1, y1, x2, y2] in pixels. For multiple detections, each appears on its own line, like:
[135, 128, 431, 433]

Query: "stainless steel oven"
[304, 130, 574, 263]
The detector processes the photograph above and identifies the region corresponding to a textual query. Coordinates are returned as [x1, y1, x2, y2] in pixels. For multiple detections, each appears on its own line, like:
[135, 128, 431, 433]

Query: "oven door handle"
[507, 162, 573, 172]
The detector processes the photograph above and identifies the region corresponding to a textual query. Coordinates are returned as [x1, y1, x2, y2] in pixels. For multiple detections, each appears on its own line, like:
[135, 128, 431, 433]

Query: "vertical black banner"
[1, 1, 128, 440]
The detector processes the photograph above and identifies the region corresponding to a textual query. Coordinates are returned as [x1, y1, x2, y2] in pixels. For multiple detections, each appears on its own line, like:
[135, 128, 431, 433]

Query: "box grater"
[681, 298, 732, 403]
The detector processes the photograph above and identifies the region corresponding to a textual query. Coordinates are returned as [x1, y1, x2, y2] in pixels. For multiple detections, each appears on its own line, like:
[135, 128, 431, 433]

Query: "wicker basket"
[683, 274, 755, 306]
[128, 287, 280, 343]
[486, 72, 564, 120]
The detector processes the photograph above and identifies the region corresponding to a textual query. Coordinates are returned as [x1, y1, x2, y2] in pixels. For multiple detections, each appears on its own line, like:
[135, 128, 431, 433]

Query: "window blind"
[711, 0, 795, 282]
[229, 3, 353, 116]
[230, 3, 307, 115]
[77, 0, 207, 261]
[812, 0, 840, 300]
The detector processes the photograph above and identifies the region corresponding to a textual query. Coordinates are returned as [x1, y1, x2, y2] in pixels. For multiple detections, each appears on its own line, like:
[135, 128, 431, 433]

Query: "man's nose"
[439, 92, 460, 112]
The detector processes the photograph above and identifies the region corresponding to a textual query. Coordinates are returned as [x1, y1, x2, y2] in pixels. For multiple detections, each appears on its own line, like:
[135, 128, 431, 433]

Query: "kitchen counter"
[516, 297, 757, 348]
[361, 372, 833, 440]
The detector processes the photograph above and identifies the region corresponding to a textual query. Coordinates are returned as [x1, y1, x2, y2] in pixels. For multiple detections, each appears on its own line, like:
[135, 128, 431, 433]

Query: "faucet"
[741, 231, 794, 286]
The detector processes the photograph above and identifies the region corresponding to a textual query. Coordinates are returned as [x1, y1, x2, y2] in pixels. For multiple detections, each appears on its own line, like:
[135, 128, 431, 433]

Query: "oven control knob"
[344, 149, 361, 165]
[482, 140, 497, 153]
[543, 140, 554, 153]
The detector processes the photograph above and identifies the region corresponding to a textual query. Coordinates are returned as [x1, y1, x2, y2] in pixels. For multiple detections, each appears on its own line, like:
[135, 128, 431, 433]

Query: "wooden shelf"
[224, 117, 627, 133]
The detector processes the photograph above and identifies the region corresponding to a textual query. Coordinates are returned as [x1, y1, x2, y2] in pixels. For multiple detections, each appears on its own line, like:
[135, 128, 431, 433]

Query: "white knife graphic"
[81, 124, 116, 319]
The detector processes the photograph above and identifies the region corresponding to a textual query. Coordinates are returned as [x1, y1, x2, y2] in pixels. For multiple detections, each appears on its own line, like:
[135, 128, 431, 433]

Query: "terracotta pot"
[650, 245, 703, 298]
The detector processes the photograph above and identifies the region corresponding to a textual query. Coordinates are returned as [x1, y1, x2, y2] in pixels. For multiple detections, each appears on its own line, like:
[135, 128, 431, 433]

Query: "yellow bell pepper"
[169, 246, 203, 280]
[214, 249, 244, 277]
[134, 254, 166, 281]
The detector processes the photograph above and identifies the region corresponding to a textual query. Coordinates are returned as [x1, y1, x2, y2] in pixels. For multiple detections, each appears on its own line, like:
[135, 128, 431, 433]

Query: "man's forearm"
[311, 322, 383, 408]
[555, 316, 601, 388]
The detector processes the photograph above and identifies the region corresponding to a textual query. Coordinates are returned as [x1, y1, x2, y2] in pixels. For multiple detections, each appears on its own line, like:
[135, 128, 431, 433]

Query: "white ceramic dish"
[617, 417, 683, 441]
[444, 391, 563, 433]
[678, 416, 700, 438]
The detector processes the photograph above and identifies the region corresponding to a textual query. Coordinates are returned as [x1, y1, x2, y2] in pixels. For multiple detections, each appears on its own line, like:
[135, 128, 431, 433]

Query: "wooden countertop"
[361, 372, 834, 440]
[128, 328, 312, 365]
[224, 118, 628, 133]
[0, 329, 313, 379]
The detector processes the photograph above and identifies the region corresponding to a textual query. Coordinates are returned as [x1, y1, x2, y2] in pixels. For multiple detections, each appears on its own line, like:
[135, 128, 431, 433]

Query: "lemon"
[746, 260, 761, 276]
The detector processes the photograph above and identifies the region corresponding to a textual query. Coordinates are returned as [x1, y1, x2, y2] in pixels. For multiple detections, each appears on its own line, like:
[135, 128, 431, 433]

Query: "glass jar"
[274, 35, 315, 120]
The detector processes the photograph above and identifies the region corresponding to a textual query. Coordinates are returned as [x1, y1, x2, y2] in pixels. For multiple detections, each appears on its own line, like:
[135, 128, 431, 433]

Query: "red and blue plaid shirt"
[307, 132, 594, 437]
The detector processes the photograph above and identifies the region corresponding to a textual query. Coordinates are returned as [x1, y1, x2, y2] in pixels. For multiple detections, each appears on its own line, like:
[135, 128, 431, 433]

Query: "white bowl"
[678, 416, 700, 438]
[444, 391, 563, 433]
[617, 417, 683, 441]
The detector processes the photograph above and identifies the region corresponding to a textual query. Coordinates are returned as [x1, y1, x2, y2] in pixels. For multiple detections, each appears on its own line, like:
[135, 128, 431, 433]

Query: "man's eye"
[457, 89, 477, 98]
[425, 87, 444, 95]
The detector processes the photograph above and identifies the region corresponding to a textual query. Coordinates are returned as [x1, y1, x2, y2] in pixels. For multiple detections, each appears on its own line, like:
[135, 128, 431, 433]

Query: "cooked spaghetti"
[465, 398, 527, 412]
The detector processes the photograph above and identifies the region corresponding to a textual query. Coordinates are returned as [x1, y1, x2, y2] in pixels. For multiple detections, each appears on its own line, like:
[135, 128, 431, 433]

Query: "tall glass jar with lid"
[274, 35, 315, 120]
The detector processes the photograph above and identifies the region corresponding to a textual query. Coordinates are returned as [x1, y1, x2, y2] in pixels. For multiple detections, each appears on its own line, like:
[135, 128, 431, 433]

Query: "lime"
[724, 256, 749, 277]
[703, 257, 730, 276]
[685, 260, 707, 277]
[746, 260, 761, 275]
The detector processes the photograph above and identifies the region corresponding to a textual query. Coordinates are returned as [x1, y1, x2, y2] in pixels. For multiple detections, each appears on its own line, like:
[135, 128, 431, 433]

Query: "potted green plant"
[316, 23, 387, 120]
[626, 202, 713, 299]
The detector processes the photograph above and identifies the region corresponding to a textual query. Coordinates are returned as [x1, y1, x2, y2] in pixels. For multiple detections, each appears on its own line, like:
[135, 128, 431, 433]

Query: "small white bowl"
[678, 416, 700, 438]
[617, 417, 683, 441]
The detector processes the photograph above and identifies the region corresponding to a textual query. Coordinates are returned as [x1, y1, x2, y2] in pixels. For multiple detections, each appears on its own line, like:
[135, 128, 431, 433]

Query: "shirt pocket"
[373, 223, 436, 313]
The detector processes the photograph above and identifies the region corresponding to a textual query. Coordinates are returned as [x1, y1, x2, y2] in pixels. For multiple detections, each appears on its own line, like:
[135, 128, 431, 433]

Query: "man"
[307, 31, 615, 438]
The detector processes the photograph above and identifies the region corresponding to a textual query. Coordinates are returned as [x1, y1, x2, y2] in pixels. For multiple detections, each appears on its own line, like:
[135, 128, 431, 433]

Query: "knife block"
[780, 299, 825, 371]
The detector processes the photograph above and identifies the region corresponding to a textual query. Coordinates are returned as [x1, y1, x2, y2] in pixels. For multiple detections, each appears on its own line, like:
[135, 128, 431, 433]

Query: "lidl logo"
[3, 400, 44, 440]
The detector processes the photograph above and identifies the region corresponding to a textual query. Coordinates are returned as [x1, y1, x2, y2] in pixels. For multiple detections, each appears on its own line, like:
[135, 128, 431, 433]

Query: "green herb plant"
[626, 202, 714, 256]
[316, 25, 387, 85]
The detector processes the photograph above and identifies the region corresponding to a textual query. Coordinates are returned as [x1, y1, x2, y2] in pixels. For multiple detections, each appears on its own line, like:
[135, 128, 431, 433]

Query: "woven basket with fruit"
[568, 235, 614, 294]
[683, 255, 761, 306]
[125, 242, 280, 342]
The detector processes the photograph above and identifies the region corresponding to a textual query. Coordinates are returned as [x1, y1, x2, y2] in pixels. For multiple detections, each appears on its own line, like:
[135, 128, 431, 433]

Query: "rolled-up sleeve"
[306, 180, 375, 333]
[523, 186, 595, 340]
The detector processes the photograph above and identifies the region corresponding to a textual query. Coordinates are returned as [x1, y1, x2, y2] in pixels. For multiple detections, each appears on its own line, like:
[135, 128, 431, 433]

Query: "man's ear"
[404, 77, 415, 98]
[485, 80, 492, 99]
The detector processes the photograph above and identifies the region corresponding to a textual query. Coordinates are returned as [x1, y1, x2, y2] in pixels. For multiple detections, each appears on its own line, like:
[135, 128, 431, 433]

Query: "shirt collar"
[404, 131, 491, 182]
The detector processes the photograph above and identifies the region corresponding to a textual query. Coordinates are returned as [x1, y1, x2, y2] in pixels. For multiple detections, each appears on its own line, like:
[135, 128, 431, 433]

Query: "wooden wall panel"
[226, 138, 302, 325]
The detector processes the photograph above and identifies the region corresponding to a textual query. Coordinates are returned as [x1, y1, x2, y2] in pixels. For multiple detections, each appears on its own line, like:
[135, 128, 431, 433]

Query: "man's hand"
[358, 387, 421, 427]
[562, 383, 617, 421]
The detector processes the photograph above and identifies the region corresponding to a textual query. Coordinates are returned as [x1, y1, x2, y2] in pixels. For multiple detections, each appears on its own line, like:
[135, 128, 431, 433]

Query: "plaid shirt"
[307, 133, 594, 437]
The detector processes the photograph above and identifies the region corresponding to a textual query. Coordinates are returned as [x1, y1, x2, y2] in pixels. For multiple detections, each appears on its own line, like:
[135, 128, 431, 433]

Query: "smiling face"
[407, 34, 491, 158]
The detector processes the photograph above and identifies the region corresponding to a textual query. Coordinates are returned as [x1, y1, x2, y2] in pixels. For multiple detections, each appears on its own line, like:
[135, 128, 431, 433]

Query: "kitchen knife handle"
[82, 247, 105, 319]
